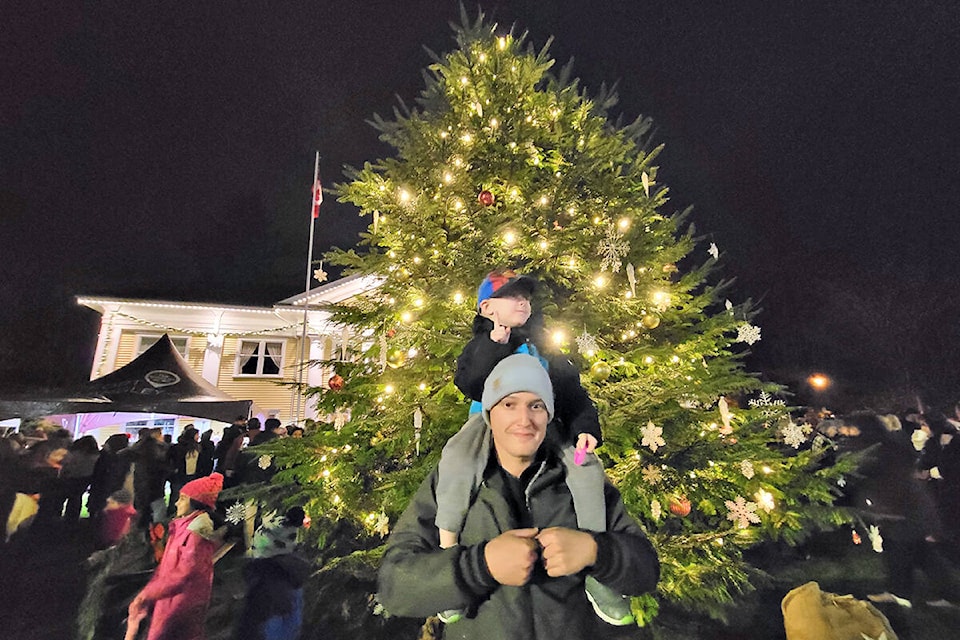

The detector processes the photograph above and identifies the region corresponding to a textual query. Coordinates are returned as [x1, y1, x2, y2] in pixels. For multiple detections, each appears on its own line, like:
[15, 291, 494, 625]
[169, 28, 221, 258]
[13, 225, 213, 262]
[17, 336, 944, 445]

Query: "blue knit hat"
[481, 353, 555, 425]
[476, 270, 537, 309]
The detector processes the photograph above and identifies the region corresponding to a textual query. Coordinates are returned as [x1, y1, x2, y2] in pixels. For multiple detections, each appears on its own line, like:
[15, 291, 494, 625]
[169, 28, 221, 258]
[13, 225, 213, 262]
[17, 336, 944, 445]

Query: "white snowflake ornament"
[740, 460, 755, 479]
[736, 323, 762, 345]
[781, 421, 806, 449]
[650, 499, 662, 522]
[257, 454, 272, 470]
[374, 511, 390, 537]
[641, 421, 666, 453]
[708, 242, 719, 260]
[725, 496, 761, 529]
[226, 501, 247, 525]
[598, 226, 629, 273]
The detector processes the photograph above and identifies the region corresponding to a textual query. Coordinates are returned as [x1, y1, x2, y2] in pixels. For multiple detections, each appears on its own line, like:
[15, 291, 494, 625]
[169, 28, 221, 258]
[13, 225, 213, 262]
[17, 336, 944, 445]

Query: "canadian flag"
[312, 179, 323, 218]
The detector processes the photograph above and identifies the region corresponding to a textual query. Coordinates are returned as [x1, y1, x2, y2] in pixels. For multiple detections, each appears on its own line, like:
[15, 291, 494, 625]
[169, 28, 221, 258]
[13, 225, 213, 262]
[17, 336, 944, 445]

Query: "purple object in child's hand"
[574, 447, 586, 466]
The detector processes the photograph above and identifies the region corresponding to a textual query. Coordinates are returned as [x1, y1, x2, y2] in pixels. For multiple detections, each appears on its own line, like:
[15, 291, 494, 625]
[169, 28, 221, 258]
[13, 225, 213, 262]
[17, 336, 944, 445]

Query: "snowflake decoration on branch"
[575, 328, 599, 356]
[708, 242, 719, 260]
[781, 421, 807, 449]
[641, 464, 662, 484]
[650, 499, 662, 522]
[258, 454, 273, 470]
[748, 391, 786, 417]
[736, 323, 762, 345]
[725, 496, 761, 529]
[226, 501, 247, 525]
[598, 226, 629, 273]
[740, 460, 755, 479]
[641, 421, 666, 453]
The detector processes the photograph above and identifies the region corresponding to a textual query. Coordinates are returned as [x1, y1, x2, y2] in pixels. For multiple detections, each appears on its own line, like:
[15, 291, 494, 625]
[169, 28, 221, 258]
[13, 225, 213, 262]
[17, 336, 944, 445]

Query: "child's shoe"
[437, 609, 463, 624]
[585, 575, 635, 626]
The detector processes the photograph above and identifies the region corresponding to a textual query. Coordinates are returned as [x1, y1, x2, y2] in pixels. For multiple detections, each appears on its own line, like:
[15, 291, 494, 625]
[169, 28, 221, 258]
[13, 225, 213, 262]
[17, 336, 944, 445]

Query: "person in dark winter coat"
[167, 425, 202, 510]
[436, 271, 629, 625]
[87, 433, 130, 519]
[233, 506, 311, 640]
[119, 428, 169, 527]
[378, 354, 660, 639]
[197, 430, 216, 477]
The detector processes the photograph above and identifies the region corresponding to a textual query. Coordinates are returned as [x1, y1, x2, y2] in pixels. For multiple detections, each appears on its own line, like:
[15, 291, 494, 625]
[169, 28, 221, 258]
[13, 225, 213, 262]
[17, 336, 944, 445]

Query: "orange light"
[808, 373, 831, 390]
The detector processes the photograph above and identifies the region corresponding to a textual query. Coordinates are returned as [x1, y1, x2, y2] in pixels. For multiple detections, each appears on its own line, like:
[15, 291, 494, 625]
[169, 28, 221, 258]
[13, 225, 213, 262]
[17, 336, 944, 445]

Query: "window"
[136, 334, 189, 358]
[236, 340, 284, 377]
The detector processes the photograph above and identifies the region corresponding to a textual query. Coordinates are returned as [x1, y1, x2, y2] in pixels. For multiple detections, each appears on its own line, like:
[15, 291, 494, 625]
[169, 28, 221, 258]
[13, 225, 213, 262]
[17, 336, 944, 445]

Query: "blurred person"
[59, 435, 100, 525]
[98, 488, 138, 548]
[197, 430, 216, 477]
[119, 428, 170, 528]
[87, 434, 131, 520]
[167, 425, 201, 511]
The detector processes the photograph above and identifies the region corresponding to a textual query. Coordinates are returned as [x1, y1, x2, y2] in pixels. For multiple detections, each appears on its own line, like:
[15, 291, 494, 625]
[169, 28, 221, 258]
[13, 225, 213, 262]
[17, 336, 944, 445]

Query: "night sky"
[3, 1, 960, 409]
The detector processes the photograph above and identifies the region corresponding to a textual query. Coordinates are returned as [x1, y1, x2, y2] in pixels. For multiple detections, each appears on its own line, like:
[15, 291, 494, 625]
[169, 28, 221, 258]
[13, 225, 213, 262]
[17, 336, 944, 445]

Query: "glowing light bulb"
[413, 256, 421, 264]
[552, 330, 566, 346]
[498, 37, 507, 50]
[452, 198, 464, 211]
[644, 356, 654, 364]
[461, 132, 473, 144]
[322, 469, 330, 478]
[762, 466, 773, 474]
[398, 189, 411, 203]
[418, 382, 427, 391]
[503, 230, 517, 245]
[384, 384, 395, 394]
[594, 275, 607, 288]
[460, 76, 469, 85]
[671, 355, 681, 363]
[413, 298, 424, 308]
[539, 195, 549, 206]
[618, 218, 630, 231]
[443, 172, 453, 183]
[489, 118, 499, 128]
[407, 347, 419, 357]
[400, 311, 412, 322]
[453, 292, 464, 304]
[538, 240, 548, 250]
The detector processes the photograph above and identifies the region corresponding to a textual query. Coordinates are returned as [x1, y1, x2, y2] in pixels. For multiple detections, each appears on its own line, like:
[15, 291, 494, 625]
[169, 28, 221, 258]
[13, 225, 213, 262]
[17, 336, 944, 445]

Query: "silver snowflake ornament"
[575, 328, 599, 356]
[598, 226, 629, 273]
[725, 496, 761, 529]
[225, 501, 247, 525]
[708, 242, 719, 260]
[258, 454, 272, 470]
[736, 323, 762, 345]
[740, 460, 755, 479]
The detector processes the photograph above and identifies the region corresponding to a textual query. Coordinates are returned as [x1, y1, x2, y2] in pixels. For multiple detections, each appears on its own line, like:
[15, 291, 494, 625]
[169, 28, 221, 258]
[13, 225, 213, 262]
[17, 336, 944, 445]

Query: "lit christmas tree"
[266, 10, 855, 626]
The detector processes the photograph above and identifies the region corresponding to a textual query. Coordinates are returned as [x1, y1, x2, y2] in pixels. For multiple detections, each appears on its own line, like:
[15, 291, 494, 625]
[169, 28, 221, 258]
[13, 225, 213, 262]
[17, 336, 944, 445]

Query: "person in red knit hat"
[127, 472, 225, 640]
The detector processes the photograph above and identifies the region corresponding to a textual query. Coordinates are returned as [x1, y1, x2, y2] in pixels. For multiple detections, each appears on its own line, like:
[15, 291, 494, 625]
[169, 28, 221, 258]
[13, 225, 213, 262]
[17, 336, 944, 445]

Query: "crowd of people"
[0, 416, 304, 547]
[812, 405, 960, 609]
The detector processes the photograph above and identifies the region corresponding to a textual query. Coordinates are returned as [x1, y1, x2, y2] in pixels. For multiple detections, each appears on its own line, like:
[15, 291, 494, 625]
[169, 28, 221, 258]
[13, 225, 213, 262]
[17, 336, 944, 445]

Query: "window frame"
[135, 333, 189, 359]
[234, 338, 286, 378]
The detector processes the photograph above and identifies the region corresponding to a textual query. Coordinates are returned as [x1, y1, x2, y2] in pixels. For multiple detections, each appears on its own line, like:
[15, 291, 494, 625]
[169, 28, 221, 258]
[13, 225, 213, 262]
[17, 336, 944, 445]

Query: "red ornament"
[328, 374, 345, 391]
[669, 497, 692, 517]
[478, 189, 495, 206]
[386, 328, 396, 338]
[851, 530, 862, 545]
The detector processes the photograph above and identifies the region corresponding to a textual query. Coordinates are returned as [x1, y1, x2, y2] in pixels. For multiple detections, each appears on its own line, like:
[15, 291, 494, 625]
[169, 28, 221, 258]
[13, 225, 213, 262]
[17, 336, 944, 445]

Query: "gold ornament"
[641, 314, 661, 329]
[589, 361, 611, 381]
[386, 349, 407, 369]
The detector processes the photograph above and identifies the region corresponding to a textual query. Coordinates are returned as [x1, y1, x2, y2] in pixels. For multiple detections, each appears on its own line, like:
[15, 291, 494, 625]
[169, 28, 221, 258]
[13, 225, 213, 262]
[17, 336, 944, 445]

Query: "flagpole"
[295, 152, 320, 425]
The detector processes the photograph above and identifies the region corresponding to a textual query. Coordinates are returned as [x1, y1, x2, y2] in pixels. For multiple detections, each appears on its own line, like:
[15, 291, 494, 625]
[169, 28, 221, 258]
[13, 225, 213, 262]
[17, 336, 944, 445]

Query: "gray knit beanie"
[481, 353, 555, 425]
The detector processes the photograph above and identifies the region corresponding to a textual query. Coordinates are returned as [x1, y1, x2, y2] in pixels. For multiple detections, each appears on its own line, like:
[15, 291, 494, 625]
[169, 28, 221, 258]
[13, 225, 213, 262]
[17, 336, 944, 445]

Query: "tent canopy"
[0, 334, 251, 423]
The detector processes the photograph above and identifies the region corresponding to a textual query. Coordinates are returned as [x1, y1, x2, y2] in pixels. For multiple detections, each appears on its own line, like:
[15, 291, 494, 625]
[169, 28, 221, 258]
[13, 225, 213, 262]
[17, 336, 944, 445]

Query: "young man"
[378, 354, 660, 639]
[436, 270, 629, 625]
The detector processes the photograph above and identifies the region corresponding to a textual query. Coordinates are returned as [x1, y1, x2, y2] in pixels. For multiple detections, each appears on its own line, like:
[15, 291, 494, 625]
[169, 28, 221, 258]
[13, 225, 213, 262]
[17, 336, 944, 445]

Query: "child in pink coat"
[127, 472, 224, 640]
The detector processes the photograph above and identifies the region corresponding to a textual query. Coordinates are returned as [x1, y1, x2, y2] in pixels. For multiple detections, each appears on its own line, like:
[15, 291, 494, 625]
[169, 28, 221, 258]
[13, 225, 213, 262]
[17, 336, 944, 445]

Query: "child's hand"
[576, 433, 597, 454]
[489, 310, 511, 343]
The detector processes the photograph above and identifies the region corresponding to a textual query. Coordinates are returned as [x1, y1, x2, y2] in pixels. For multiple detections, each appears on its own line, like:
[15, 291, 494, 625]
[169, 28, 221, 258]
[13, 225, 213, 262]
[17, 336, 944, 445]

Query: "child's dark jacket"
[454, 314, 602, 446]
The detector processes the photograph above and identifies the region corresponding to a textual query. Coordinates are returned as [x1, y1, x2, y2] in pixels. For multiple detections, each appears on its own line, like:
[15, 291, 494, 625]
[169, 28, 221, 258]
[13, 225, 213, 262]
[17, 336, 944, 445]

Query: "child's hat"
[180, 472, 223, 508]
[481, 353, 555, 424]
[476, 269, 537, 308]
